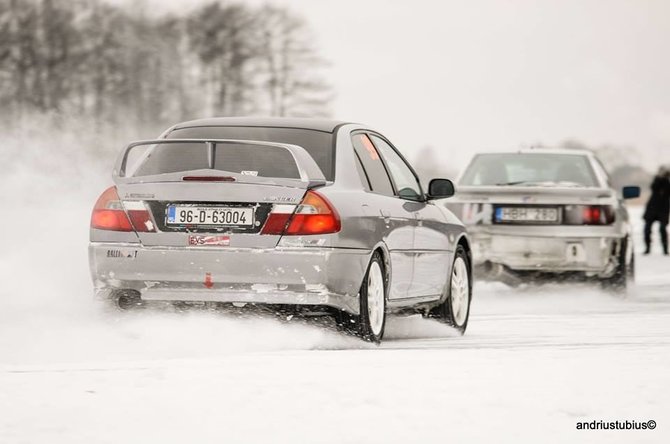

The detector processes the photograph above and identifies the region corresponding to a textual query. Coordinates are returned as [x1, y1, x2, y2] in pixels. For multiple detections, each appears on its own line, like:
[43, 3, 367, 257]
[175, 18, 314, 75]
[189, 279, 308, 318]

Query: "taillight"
[91, 186, 155, 232]
[582, 206, 602, 224]
[261, 190, 341, 236]
[123, 201, 156, 232]
[286, 191, 341, 235]
[260, 205, 294, 235]
[91, 187, 133, 231]
[564, 205, 615, 225]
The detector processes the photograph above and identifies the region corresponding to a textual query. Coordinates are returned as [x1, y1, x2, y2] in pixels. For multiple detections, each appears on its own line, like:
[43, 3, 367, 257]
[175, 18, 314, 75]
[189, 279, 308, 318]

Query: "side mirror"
[428, 178, 455, 199]
[622, 186, 640, 200]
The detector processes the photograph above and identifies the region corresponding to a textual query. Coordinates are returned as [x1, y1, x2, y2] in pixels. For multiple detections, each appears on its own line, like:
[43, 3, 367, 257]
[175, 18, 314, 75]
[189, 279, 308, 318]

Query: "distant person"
[643, 166, 670, 255]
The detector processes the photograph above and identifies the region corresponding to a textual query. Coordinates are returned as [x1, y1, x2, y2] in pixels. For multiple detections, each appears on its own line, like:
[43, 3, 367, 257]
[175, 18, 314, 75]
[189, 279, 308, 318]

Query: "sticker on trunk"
[188, 235, 231, 246]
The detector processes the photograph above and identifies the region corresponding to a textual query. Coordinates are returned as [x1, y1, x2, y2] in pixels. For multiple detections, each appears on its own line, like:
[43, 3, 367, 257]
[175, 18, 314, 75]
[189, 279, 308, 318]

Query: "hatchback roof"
[518, 147, 593, 156]
[474, 148, 594, 156]
[171, 117, 350, 133]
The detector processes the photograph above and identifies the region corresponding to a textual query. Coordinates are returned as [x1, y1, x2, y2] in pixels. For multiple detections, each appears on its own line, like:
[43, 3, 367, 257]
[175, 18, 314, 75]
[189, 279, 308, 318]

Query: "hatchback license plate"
[496, 207, 558, 223]
[167, 206, 253, 226]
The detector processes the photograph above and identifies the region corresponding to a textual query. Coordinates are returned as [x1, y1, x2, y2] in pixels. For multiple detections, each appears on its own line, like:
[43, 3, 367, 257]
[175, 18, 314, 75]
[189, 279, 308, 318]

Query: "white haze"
[0, 125, 358, 365]
[0, 122, 652, 365]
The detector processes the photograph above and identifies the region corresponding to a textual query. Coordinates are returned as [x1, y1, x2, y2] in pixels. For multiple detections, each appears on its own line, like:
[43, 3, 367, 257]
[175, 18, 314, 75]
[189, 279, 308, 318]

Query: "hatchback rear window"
[125, 141, 300, 179]
[459, 153, 598, 187]
[167, 126, 335, 180]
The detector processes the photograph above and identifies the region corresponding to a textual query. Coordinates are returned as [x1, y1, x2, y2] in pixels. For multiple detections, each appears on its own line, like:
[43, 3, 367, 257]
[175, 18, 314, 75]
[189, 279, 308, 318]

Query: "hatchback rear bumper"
[89, 243, 370, 315]
[469, 229, 622, 276]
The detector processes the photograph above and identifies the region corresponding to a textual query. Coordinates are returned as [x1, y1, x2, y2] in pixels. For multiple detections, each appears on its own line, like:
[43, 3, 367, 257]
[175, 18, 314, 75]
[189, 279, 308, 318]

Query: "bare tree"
[187, 3, 257, 116]
[255, 5, 332, 117]
[0, 0, 38, 122]
[0, 0, 333, 137]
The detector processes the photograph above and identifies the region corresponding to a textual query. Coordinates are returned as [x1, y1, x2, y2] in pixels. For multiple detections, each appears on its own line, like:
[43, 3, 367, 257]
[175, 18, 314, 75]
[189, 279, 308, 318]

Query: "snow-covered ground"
[1, 197, 668, 443]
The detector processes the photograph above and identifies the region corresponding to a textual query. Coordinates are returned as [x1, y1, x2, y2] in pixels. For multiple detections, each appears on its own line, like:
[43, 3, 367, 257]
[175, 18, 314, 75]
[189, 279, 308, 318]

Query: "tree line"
[0, 0, 332, 138]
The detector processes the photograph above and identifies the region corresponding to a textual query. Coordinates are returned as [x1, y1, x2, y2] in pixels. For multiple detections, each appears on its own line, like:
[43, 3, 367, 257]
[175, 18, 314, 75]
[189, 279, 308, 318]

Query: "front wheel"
[430, 245, 472, 334]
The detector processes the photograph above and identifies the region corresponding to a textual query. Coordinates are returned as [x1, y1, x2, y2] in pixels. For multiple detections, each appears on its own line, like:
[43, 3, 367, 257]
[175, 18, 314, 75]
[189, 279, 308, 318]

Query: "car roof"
[170, 117, 351, 133]
[476, 147, 594, 156]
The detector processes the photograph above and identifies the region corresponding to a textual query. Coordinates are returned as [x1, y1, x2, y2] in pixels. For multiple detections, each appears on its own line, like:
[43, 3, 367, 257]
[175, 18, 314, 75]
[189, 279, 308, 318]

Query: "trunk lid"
[455, 185, 613, 203]
[447, 185, 615, 226]
[113, 139, 326, 247]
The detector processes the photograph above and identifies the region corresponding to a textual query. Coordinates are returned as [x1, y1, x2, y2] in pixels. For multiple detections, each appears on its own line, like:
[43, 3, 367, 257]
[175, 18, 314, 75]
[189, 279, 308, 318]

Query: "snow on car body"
[446, 148, 640, 288]
[89, 117, 472, 341]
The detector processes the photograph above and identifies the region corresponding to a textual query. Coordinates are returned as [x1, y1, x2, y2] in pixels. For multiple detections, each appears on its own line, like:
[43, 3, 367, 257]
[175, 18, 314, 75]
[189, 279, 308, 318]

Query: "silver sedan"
[446, 148, 640, 290]
[89, 117, 472, 341]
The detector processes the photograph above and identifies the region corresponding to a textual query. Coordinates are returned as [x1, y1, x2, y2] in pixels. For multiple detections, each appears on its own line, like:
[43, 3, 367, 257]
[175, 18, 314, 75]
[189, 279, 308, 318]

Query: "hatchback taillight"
[91, 186, 155, 232]
[261, 190, 341, 236]
[564, 205, 615, 225]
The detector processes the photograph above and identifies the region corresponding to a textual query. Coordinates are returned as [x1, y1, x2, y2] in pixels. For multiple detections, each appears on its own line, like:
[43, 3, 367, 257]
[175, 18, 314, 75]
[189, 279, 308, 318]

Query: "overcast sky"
[117, 0, 670, 171]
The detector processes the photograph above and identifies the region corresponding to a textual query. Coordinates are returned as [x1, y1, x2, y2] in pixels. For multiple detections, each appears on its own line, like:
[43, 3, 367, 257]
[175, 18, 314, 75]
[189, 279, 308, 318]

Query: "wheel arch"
[456, 234, 472, 273]
[368, 241, 391, 297]
[456, 234, 474, 300]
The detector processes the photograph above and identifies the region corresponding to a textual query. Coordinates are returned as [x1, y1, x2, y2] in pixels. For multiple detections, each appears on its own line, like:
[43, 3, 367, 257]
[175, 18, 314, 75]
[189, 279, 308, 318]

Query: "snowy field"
[1, 193, 668, 443]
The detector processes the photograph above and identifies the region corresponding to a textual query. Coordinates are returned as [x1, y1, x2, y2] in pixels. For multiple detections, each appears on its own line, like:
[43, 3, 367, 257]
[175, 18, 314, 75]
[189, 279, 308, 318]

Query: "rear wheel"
[334, 252, 387, 343]
[430, 245, 471, 334]
[601, 237, 631, 292]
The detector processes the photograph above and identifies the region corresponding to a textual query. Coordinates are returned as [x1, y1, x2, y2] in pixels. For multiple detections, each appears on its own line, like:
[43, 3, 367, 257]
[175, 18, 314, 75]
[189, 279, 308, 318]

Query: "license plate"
[495, 207, 559, 223]
[167, 206, 254, 226]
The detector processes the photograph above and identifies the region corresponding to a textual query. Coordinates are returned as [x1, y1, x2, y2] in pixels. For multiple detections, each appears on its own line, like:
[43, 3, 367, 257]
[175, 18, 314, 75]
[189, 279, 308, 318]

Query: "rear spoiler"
[113, 139, 327, 189]
[455, 185, 613, 199]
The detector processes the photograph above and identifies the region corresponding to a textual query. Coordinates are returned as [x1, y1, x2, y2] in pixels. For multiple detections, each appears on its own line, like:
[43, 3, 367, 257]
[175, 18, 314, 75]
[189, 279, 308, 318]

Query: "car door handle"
[414, 212, 423, 226]
[380, 209, 391, 222]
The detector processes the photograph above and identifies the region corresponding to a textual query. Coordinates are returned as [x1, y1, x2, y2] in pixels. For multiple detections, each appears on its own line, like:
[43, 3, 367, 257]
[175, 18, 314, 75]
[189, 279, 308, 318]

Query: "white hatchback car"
[446, 148, 640, 290]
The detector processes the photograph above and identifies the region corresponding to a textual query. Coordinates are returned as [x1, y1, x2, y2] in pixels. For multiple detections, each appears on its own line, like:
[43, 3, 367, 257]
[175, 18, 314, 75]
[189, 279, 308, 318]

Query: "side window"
[354, 151, 372, 191]
[351, 133, 394, 196]
[370, 135, 423, 201]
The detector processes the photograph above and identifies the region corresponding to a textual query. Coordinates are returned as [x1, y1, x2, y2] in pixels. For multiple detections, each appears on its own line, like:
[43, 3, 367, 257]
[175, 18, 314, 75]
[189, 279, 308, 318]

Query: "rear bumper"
[469, 227, 622, 276]
[89, 243, 370, 315]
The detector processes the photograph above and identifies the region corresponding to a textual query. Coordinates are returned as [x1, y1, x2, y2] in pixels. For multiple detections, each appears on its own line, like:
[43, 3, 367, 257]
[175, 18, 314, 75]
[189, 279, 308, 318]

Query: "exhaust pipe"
[113, 289, 144, 310]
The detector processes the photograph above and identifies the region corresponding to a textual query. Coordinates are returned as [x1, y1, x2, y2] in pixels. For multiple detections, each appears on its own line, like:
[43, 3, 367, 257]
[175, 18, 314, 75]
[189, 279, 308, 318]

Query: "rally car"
[445, 148, 640, 290]
[89, 117, 472, 341]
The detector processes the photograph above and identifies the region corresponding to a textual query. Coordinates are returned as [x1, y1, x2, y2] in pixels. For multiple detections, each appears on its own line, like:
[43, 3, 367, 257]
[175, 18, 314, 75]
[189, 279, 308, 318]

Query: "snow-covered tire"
[431, 245, 472, 334]
[601, 237, 630, 293]
[335, 252, 387, 343]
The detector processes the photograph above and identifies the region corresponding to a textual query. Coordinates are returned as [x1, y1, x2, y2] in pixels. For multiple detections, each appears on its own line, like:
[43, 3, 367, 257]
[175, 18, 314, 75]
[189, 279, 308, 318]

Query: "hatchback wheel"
[601, 236, 630, 293]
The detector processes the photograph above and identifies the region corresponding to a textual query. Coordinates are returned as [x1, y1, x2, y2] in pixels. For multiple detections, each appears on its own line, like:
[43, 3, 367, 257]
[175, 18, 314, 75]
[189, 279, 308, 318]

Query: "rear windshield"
[126, 141, 300, 179]
[459, 153, 598, 187]
[166, 126, 335, 180]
